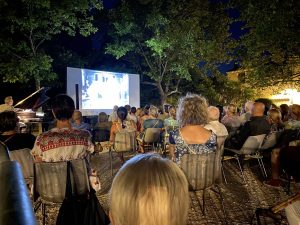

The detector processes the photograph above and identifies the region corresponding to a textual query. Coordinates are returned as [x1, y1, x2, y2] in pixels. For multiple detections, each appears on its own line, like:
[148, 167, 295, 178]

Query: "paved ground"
[34, 151, 299, 225]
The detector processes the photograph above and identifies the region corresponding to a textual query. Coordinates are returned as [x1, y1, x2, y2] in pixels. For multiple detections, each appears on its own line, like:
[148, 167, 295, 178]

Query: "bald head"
[251, 102, 265, 117]
[207, 106, 220, 121]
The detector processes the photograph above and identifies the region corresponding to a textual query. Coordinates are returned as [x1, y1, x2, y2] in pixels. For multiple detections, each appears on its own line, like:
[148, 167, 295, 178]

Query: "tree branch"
[142, 81, 158, 87]
[136, 38, 153, 71]
[166, 79, 181, 96]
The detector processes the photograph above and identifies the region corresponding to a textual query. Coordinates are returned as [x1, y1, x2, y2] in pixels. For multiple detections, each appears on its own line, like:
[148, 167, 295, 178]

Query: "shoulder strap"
[178, 129, 197, 154]
[3, 134, 16, 143]
[152, 120, 159, 128]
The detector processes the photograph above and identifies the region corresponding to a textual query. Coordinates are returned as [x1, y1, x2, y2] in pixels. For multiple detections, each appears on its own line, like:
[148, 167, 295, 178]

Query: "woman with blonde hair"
[109, 153, 189, 225]
[169, 94, 217, 165]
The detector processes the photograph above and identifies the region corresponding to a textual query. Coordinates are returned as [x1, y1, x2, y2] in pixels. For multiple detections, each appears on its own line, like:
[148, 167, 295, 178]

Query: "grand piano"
[14, 87, 53, 133]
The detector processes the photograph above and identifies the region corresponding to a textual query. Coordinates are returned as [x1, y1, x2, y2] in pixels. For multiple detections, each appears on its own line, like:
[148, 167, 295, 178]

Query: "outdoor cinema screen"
[67, 67, 140, 116]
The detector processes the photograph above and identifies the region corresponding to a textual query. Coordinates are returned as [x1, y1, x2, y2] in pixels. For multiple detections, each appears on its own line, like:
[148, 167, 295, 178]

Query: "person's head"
[280, 104, 289, 116]
[267, 109, 282, 125]
[291, 104, 300, 120]
[4, 96, 13, 106]
[251, 102, 265, 117]
[164, 104, 170, 114]
[143, 105, 150, 115]
[226, 104, 237, 116]
[149, 105, 159, 118]
[110, 153, 189, 225]
[117, 107, 128, 126]
[130, 107, 137, 114]
[244, 101, 254, 113]
[113, 105, 119, 112]
[177, 93, 208, 127]
[124, 105, 131, 112]
[72, 110, 83, 123]
[168, 106, 176, 119]
[98, 112, 108, 123]
[0, 111, 19, 133]
[136, 108, 143, 117]
[207, 106, 220, 122]
[51, 94, 75, 121]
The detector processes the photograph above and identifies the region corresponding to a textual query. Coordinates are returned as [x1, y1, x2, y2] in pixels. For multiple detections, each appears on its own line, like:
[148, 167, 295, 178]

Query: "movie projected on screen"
[67, 67, 140, 115]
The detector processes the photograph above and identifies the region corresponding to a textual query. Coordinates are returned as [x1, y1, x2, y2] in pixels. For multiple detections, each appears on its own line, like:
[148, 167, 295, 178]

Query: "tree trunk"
[157, 81, 166, 107]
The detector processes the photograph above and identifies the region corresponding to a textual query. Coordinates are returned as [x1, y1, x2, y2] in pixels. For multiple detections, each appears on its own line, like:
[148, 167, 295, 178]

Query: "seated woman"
[30, 94, 100, 191]
[93, 112, 111, 142]
[221, 104, 241, 134]
[164, 106, 179, 131]
[109, 153, 189, 225]
[169, 94, 217, 165]
[0, 111, 36, 151]
[137, 106, 164, 152]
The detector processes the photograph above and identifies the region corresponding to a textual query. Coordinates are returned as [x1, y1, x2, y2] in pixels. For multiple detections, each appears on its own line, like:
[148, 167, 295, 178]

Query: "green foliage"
[0, 0, 103, 89]
[106, 0, 235, 105]
[230, 0, 300, 87]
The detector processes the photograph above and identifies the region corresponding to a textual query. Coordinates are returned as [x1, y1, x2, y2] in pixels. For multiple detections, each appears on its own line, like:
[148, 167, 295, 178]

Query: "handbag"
[56, 161, 110, 225]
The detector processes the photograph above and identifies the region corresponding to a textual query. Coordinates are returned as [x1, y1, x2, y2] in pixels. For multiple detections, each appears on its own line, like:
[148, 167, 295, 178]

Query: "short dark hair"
[51, 94, 75, 120]
[0, 111, 18, 133]
[130, 107, 137, 114]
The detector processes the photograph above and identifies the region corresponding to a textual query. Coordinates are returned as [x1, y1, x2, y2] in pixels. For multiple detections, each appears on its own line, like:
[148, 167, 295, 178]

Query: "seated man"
[225, 102, 271, 150]
[71, 110, 91, 131]
[0, 111, 36, 151]
[31, 94, 100, 191]
[0, 96, 14, 113]
[205, 106, 228, 137]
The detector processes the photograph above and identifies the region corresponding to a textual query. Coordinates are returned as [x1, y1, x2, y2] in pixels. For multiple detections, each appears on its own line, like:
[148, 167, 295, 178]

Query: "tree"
[106, 0, 236, 105]
[0, 0, 102, 89]
[230, 0, 300, 87]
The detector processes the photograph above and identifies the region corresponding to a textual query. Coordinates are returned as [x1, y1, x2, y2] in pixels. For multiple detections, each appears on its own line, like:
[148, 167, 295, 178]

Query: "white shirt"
[204, 121, 228, 136]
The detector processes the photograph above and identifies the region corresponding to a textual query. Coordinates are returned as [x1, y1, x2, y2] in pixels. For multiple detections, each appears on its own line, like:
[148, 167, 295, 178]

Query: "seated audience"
[94, 112, 111, 131]
[108, 105, 119, 122]
[0, 96, 14, 113]
[284, 104, 300, 130]
[135, 107, 143, 132]
[225, 102, 271, 150]
[267, 108, 284, 133]
[137, 106, 163, 152]
[0, 111, 36, 150]
[109, 153, 189, 225]
[221, 104, 241, 133]
[71, 110, 91, 131]
[204, 106, 228, 137]
[239, 101, 254, 124]
[158, 105, 169, 120]
[169, 94, 217, 165]
[164, 106, 179, 131]
[280, 104, 290, 122]
[30, 94, 100, 191]
[110, 106, 136, 143]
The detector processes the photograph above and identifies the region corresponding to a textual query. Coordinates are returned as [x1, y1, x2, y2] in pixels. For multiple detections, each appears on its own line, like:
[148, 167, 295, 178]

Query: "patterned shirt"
[31, 128, 94, 162]
[169, 129, 217, 165]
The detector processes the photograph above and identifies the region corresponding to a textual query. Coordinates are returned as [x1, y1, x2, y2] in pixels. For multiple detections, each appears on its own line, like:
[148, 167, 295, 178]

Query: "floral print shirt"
[169, 128, 217, 165]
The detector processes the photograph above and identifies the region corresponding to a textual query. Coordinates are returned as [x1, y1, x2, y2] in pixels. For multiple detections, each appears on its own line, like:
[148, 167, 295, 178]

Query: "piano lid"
[14, 87, 51, 110]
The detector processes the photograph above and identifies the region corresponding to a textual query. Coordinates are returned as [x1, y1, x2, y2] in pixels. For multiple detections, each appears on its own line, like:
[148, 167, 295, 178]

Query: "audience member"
[267, 108, 284, 133]
[109, 153, 189, 225]
[158, 105, 169, 120]
[204, 106, 228, 137]
[108, 105, 119, 122]
[225, 102, 271, 150]
[0, 111, 36, 150]
[94, 112, 111, 131]
[0, 96, 14, 113]
[71, 110, 91, 131]
[284, 104, 300, 130]
[169, 94, 216, 165]
[135, 107, 143, 132]
[239, 101, 254, 124]
[163, 106, 178, 131]
[221, 104, 241, 133]
[30, 94, 100, 191]
[280, 104, 290, 122]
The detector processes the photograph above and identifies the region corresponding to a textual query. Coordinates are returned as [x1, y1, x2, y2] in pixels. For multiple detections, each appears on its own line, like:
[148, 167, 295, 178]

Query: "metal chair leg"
[221, 162, 228, 184]
[257, 158, 267, 178]
[42, 203, 46, 225]
[235, 156, 247, 184]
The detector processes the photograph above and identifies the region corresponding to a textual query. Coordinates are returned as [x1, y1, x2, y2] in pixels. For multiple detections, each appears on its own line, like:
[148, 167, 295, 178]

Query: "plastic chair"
[33, 158, 90, 225]
[224, 134, 266, 183]
[0, 141, 10, 162]
[140, 128, 162, 152]
[0, 161, 37, 225]
[180, 151, 227, 223]
[10, 148, 34, 182]
[260, 132, 278, 151]
[110, 130, 136, 177]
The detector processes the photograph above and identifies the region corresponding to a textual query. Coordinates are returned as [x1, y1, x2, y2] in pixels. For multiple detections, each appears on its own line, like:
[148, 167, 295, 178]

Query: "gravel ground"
[34, 151, 299, 225]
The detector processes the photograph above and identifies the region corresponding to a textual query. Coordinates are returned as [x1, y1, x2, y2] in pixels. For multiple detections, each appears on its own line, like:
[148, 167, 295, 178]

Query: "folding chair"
[224, 134, 266, 183]
[180, 151, 227, 224]
[216, 135, 228, 184]
[140, 128, 162, 152]
[33, 158, 90, 225]
[110, 130, 136, 177]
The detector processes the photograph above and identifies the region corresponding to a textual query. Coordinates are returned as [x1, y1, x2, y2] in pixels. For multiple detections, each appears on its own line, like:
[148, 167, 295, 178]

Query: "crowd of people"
[0, 93, 300, 224]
